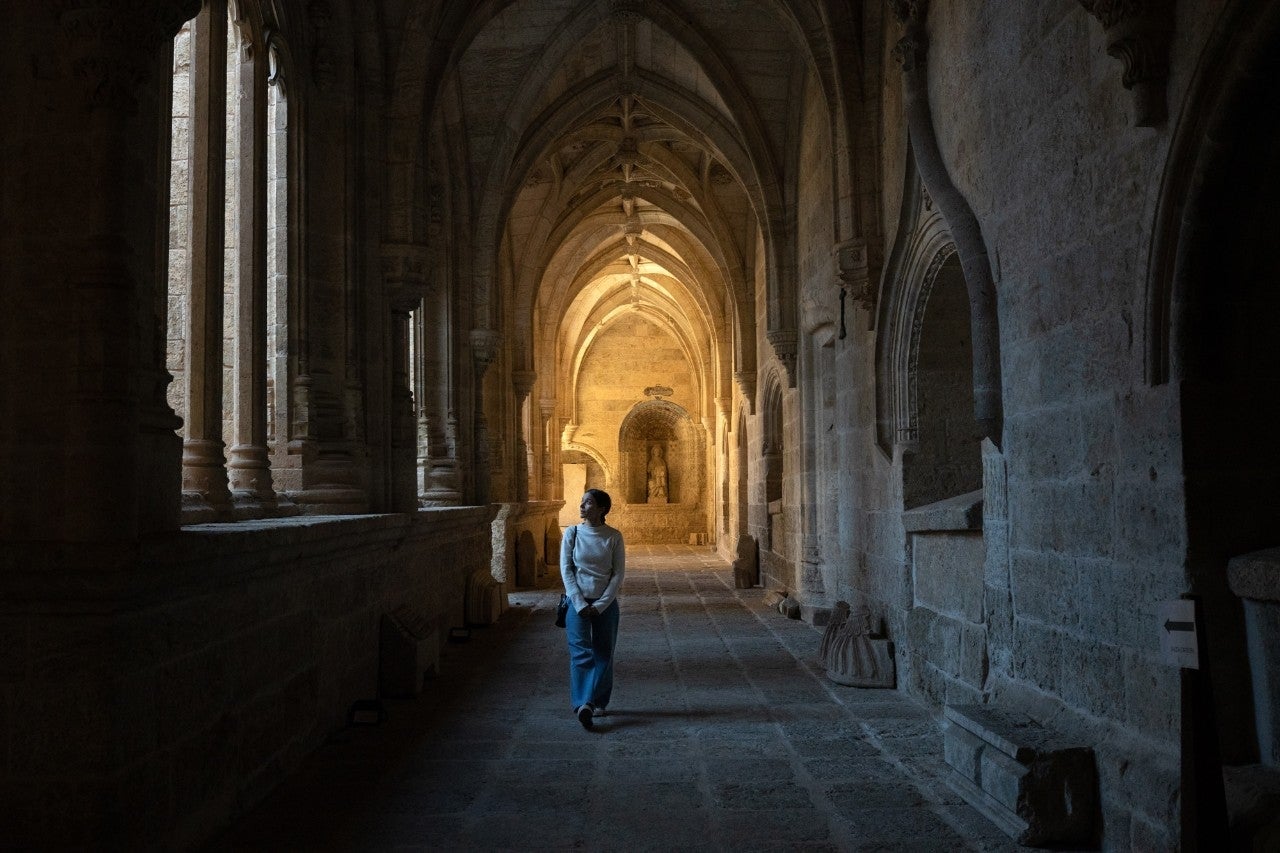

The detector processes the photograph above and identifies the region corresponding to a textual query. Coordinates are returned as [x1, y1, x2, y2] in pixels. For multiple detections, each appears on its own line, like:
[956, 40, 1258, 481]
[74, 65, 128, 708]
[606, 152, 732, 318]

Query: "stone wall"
[0, 509, 490, 847]
[492, 500, 563, 588]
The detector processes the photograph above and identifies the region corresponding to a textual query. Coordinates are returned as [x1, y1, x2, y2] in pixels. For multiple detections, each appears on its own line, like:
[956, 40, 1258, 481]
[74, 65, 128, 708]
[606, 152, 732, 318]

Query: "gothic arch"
[1147, 0, 1280, 386]
[875, 155, 953, 454]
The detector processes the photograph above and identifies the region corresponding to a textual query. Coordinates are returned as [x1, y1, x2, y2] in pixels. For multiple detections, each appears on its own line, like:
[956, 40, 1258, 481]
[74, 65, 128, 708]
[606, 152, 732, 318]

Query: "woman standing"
[561, 488, 625, 729]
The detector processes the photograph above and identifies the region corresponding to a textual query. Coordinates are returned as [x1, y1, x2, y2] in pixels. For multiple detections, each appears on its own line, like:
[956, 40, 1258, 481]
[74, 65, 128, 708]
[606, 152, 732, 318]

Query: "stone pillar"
[512, 369, 537, 502]
[0, 1, 198, 541]
[381, 244, 427, 512]
[226, 19, 278, 517]
[181, 1, 234, 522]
[418, 277, 461, 506]
[539, 397, 557, 500]
[470, 329, 502, 506]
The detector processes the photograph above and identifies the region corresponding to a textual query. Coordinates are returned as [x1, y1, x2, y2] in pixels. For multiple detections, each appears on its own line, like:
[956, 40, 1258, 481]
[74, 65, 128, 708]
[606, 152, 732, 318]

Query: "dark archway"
[1164, 0, 1280, 763]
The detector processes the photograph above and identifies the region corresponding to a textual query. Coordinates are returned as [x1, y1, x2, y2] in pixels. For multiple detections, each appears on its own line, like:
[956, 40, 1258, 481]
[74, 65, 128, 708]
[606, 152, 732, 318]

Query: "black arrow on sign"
[1164, 619, 1195, 632]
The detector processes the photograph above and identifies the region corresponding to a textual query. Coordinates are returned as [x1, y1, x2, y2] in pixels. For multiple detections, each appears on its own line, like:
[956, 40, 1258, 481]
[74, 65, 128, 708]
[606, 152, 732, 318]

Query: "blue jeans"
[565, 599, 619, 710]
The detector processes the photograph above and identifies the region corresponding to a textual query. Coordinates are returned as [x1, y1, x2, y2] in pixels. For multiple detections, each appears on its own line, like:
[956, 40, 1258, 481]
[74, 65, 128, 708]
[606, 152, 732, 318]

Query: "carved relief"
[1079, 0, 1175, 126]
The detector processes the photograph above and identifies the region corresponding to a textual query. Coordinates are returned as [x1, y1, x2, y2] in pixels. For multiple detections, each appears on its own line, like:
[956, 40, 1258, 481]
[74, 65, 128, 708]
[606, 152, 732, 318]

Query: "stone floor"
[211, 546, 1018, 852]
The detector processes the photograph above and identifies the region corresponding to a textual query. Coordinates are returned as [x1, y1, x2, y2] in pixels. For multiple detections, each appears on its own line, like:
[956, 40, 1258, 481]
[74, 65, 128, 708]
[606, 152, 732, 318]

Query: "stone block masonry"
[0, 508, 491, 848]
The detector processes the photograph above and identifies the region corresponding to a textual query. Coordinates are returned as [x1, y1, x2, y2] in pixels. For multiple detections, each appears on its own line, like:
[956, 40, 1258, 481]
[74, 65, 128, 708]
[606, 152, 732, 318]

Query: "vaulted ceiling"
[387, 0, 875, 415]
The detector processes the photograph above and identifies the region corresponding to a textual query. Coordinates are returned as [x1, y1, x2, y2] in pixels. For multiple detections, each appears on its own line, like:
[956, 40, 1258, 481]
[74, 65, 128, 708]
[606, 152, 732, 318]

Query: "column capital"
[1078, 0, 1174, 126]
[470, 329, 503, 371]
[734, 369, 756, 414]
[766, 329, 798, 388]
[512, 369, 537, 401]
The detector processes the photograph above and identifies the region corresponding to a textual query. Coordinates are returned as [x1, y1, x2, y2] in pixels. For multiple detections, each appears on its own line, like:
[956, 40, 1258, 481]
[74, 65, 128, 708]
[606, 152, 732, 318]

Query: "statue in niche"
[819, 600, 894, 688]
[646, 445, 668, 504]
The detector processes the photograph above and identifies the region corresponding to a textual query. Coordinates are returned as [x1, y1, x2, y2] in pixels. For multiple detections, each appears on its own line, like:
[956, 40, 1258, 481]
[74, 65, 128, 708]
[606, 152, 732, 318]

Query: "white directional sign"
[1159, 599, 1199, 669]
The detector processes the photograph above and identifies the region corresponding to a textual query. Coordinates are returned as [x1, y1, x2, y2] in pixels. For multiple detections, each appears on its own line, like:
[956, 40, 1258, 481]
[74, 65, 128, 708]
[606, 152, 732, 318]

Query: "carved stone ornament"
[512, 370, 537, 400]
[470, 329, 503, 372]
[835, 239, 876, 312]
[381, 243, 429, 291]
[766, 329, 799, 388]
[57, 0, 202, 112]
[1079, 0, 1175, 126]
[889, 0, 929, 71]
[734, 369, 757, 413]
[644, 385, 673, 399]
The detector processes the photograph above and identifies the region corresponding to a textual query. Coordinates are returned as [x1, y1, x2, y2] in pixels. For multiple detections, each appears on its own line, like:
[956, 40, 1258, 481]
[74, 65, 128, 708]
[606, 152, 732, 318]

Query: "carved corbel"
[734, 369, 757, 414]
[1079, 0, 1175, 127]
[470, 329, 502, 379]
[835, 239, 876, 313]
[512, 369, 537, 404]
[766, 329, 799, 388]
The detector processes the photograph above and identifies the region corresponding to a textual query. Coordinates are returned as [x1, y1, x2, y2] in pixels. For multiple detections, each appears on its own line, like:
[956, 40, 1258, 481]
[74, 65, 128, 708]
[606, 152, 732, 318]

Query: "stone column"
[381, 244, 427, 512]
[181, 1, 234, 522]
[470, 329, 502, 506]
[0, 2, 198, 541]
[512, 370, 537, 502]
[226, 19, 278, 516]
[418, 266, 461, 506]
[539, 397, 558, 500]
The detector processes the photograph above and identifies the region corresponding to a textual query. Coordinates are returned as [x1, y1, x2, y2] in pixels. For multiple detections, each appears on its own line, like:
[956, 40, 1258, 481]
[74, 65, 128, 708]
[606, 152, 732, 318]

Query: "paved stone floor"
[213, 546, 1018, 852]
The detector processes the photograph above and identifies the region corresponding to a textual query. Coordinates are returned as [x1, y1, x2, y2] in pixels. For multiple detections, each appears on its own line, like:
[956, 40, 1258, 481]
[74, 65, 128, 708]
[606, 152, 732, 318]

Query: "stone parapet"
[0, 508, 492, 848]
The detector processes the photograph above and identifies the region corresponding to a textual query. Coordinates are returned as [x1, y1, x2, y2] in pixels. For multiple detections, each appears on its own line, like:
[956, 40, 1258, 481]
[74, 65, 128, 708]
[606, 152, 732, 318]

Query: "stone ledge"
[902, 489, 983, 533]
[0, 506, 496, 606]
[1229, 547, 1280, 602]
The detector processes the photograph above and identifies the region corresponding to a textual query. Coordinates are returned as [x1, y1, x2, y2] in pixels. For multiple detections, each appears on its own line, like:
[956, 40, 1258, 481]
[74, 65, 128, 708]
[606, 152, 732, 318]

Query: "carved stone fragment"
[819, 600, 895, 688]
[1079, 0, 1175, 126]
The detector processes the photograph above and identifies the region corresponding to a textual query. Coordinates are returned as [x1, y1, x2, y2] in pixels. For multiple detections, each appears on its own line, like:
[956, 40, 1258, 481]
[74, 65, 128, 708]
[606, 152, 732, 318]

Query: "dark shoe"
[577, 704, 595, 730]
[592, 706, 607, 717]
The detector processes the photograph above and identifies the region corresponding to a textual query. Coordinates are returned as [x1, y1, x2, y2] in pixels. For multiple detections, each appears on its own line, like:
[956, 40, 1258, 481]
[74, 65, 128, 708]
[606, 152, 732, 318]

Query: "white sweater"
[561, 522, 625, 613]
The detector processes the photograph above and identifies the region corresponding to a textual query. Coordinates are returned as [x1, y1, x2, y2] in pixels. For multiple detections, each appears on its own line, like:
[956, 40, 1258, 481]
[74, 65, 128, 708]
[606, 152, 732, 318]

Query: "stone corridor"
[212, 546, 1017, 851]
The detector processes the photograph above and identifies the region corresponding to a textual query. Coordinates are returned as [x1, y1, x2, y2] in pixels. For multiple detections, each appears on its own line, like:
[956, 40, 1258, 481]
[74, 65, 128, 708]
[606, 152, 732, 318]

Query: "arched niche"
[617, 399, 700, 506]
[902, 249, 981, 509]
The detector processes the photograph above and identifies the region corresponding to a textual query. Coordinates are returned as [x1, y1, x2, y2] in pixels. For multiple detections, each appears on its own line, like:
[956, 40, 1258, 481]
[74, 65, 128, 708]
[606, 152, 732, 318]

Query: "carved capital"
[512, 369, 537, 401]
[538, 397, 557, 422]
[767, 329, 799, 388]
[734, 369, 757, 412]
[57, 0, 201, 112]
[1079, 0, 1174, 126]
[382, 243, 430, 292]
[470, 329, 502, 374]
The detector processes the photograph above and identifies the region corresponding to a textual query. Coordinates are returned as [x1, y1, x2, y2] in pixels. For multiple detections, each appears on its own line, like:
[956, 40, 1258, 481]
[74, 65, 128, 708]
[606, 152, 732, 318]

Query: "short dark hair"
[586, 488, 612, 518]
